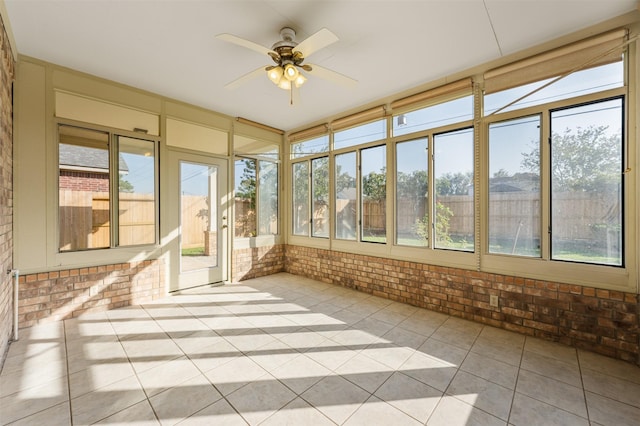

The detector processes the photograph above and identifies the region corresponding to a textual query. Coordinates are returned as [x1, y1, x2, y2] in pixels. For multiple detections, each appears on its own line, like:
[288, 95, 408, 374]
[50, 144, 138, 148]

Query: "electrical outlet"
[490, 295, 499, 307]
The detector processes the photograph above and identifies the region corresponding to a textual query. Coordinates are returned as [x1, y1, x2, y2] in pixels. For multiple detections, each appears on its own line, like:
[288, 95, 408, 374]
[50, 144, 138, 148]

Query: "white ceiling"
[4, 0, 638, 132]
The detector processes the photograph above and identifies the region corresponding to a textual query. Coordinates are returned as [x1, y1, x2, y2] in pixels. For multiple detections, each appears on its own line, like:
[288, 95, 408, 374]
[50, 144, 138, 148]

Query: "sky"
[122, 63, 622, 195]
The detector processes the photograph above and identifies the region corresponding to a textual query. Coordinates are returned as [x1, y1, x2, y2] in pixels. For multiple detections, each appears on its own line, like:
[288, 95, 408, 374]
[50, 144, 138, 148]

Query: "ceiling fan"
[216, 27, 357, 103]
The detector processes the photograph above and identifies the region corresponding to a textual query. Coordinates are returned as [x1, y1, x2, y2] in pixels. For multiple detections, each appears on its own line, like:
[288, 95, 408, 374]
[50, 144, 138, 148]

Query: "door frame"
[162, 148, 229, 291]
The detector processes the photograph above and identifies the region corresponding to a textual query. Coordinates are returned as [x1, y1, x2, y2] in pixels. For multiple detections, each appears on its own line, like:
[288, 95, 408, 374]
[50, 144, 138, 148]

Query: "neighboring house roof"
[59, 143, 129, 173]
[490, 183, 523, 193]
[489, 173, 539, 193]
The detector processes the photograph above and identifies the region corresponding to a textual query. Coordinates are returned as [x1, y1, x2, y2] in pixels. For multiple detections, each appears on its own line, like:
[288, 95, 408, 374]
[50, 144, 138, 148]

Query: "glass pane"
[291, 135, 329, 158]
[234, 159, 257, 237]
[180, 162, 218, 271]
[334, 119, 387, 150]
[485, 62, 623, 115]
[58, 125, 110, 251]
[434, 128, 474, 251]
[361, 145, 386, 243]
[393, 96, 473, 137]
[292, 162, 309, 236]
[335, 152, 357, 240]
[488, 116, 541, 257]
[551, 99, 623, 266]
[118, 136, 156, 246]
[311, 157, 329, 238]
[258, 160, 278, 235]
[396, 138, 428, 247]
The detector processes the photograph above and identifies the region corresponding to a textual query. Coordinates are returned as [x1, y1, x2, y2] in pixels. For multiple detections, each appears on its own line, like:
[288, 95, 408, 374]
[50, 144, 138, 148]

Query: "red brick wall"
[285, 245, 640, 365]
[0, 14, 14, 366]
[18, 260, 165, 328]
[232, 244, 285, 282]
[59, 170, 109, 191]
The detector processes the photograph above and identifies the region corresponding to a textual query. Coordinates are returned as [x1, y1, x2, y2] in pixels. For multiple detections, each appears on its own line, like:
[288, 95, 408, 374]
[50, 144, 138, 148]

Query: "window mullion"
[540, 111, 552, 261]
[110, 133, 119, 248]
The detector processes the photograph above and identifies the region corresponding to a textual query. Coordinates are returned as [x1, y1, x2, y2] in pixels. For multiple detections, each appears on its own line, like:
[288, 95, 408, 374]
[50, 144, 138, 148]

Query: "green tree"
[119, 175, 134, 193]
[522, 125, 620, 192]
[397, 170, 428, 199]
[436, 171, 473, 195]
[312, 157, 329, 203]
[492, 168, 510, 178]
[362, 167, 386, 201]
[335, 165, 356, 196]
[413, 202, 454, 245]
[236, 159, 256, 209]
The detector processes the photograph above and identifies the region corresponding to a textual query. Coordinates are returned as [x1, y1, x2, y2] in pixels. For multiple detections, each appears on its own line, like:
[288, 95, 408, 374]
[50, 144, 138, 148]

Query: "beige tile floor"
[1, 272, 639, 425]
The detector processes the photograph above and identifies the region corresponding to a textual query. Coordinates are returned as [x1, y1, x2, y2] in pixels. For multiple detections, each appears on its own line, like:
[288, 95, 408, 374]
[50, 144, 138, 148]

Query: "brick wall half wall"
[18, 259, 165, 328]
[284, 245, 640, 365]
[232, 244, 285, 282]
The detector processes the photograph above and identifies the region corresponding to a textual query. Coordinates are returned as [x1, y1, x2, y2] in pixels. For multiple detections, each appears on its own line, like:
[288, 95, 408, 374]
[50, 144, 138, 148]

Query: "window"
[58, 124, 157, 251]
[234, 157, 279, 237]
[291, 157, 329, 238]
[118, 136, 157, 246]
[291, 135, 329, 159]
[335, 152, 357, 240]
[484, 40, 625, 269]
[361, 145, 387, 243]
[311, 157, 330, 238]
[285, 30, 630, 291]
[433, 128, 474, 251]
[393, 96, 473, 137]
[396, 138, 428, 246]
[550, 98, 623, 266]
[488, 116, 541, 257]
[292, 162, 310, 236]
[334, 119, 387, 150]
[485, 61, 624, 115]
[234, 158, 257, 237]
[258, 160, 278, 235]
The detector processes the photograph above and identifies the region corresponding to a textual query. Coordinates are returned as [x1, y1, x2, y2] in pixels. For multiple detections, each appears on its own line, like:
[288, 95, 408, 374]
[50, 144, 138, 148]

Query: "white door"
[167, 152, 228, 291]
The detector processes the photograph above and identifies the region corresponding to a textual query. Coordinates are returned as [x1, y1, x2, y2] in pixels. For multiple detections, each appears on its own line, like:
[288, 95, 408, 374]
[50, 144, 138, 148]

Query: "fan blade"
[306, 64, 357, 88]
[216, 33, 275, 57]
[295, 28, 339, 59]
[224, 67, 266, 90]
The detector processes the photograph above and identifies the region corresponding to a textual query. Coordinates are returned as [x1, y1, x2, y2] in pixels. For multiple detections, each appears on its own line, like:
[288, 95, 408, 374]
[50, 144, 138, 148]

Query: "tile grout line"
[106, 307, 163, 425]
[505, 334, 527, 425]
[576, 349, 592, 424]
[515, 341, 595, 422]
[167, 298, 269, 425]
[422, 315, 476, 425]
[63, 320, 74, 426]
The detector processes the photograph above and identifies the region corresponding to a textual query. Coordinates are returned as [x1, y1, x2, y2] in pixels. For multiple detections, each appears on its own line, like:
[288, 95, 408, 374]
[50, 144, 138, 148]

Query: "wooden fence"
[181, 195, 210, 248]
[60, 190, 620, 251]
[360, 191, 619, 245]
[59, 191, 156, 250]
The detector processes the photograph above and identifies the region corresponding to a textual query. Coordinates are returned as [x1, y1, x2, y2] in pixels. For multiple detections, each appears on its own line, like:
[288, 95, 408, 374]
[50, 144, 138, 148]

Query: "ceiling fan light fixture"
[267, 66, 283, 84]
[277, 79, 291, 90]
[283, 63, 299, 81]
[294, 73, 307, 88]
[220, 27, 356, 100]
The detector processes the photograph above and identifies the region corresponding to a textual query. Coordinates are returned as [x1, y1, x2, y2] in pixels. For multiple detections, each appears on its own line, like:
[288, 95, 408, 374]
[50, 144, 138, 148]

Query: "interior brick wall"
[0, 14, 15, 367]
[285, 245, 640, 365]
[17, 260, 165, 328]
[232, 244, 285, 282]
